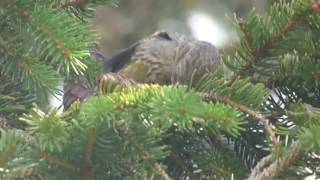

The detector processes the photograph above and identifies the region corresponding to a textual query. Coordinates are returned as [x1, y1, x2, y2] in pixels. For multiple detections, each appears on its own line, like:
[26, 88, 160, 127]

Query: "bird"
[63, 30, 220, 110]
[103, 30, 220, 85]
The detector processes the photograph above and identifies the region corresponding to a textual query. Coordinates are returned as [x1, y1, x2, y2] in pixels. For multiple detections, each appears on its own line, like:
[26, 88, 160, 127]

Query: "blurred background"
[92, 0, 270, 56]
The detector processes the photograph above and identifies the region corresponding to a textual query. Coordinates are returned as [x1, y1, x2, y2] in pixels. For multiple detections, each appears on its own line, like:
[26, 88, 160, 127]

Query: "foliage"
[223, 0, 320, 178]
[0, 0, 320, 179]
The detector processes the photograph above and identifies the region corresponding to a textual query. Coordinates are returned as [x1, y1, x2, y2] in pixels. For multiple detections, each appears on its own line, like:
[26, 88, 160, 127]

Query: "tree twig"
[34, 151, 80, 174]
[83, 126, 96, 164]
[247, 141, 304, 180]
[247, 154, 273, 178]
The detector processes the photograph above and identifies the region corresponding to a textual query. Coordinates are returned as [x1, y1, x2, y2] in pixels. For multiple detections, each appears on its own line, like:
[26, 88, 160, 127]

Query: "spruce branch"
[228, 14, 303, 86]
[128, 138, 172, 180]
[8, 4, 73, 62]
[1, 1, 94, 75]
[202, 93, 279, 147]
[32, 127, 97, 180]
[0, 39, 32, 75]
[247, 141, 304, 180]
[114, 119, 172, 180]
[0, 36, 59, 94]
[97, 74, 273, 146]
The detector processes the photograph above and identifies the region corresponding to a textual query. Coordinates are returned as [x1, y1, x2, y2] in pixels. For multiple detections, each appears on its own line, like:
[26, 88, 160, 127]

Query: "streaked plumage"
[104, 31, 220, 84]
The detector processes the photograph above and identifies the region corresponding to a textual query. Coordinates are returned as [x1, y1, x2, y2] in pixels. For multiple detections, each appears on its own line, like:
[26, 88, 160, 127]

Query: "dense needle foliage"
[1, 0, 320, 179]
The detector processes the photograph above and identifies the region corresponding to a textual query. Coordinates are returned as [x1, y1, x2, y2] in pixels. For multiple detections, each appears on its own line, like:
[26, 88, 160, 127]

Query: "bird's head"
[103, 30, 175, 73]
[103, 30, 220, 84]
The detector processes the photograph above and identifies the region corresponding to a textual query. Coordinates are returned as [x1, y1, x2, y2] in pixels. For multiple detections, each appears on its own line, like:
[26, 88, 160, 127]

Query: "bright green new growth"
[1, 85, 246, 179]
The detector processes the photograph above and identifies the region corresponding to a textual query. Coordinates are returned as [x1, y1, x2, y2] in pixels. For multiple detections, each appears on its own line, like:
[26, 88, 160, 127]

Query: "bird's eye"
[155, 31, 172, 41]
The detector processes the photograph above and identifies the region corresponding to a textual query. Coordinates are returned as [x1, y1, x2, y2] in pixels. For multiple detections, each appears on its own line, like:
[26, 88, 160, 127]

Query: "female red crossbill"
[103, 31, 220, 85]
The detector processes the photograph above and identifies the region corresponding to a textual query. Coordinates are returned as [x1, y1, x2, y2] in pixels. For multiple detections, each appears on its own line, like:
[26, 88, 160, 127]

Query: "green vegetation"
[1, 0, 320, 179]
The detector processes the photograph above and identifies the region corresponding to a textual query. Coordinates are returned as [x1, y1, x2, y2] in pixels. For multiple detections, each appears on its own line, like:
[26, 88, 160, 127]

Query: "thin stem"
[84, 126, 96, 164]
[34, 151, 80, 174]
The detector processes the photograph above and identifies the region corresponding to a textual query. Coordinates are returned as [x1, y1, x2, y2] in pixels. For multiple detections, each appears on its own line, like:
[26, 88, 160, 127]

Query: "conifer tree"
[1, 0, 320, 179]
